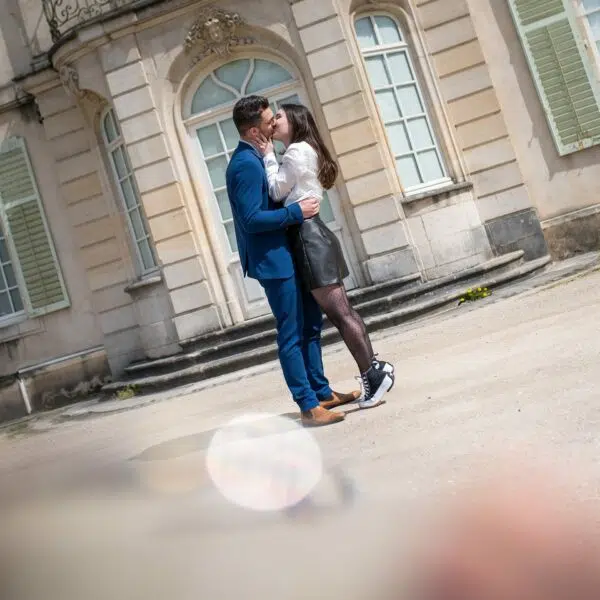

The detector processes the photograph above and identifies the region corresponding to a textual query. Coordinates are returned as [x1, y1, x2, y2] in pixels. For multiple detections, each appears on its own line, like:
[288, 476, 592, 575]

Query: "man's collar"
[238, 139, 261, 158]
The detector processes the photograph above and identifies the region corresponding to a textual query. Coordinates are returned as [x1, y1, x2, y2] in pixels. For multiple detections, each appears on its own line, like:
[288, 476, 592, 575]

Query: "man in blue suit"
[226, 96, 357, 427]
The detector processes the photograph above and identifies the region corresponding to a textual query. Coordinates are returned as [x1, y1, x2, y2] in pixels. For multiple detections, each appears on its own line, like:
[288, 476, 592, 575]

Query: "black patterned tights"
[311, 284, 374, 373]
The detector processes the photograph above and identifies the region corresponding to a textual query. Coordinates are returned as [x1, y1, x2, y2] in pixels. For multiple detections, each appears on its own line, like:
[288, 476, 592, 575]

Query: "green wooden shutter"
[0, 137, 69, 315]
[509, 0, 600, 155]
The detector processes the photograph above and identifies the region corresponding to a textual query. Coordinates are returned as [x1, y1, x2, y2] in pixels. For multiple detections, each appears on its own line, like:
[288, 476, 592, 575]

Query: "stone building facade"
[0, 0, 598, 419]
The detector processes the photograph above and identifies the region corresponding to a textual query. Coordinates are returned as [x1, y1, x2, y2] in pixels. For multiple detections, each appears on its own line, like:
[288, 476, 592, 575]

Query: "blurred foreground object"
[407, 461, 600, 600]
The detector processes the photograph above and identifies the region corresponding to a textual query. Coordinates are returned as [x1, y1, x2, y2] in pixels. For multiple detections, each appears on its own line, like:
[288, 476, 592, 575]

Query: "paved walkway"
[1, 253, 600, 600]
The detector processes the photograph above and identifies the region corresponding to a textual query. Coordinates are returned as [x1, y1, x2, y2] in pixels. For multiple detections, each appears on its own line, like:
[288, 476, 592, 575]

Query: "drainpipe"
[16, 374, 32, 415]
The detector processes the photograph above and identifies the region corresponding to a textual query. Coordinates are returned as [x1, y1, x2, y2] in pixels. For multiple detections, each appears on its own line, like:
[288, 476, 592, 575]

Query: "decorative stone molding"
[184, 7, 253, 65]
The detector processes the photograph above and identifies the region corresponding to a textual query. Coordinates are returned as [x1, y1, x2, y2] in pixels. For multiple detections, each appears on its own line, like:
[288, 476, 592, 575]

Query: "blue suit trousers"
[260, 275, 333, 411]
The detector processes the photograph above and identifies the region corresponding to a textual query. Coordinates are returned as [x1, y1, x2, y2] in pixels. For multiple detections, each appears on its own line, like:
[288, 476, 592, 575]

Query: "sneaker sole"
[358, 373, 394, 409]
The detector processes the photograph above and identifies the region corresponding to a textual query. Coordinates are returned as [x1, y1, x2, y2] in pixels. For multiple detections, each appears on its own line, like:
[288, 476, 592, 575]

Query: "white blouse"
[263, 141, 323, 206]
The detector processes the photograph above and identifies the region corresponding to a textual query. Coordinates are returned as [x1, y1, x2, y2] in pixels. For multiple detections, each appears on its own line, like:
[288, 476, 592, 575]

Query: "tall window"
[355, 14, 448, 193]
[187, 58, 335, 255]
[101, 108, 157, 275]
[0, 137, 69, 322]
[582, 0, 600, 54]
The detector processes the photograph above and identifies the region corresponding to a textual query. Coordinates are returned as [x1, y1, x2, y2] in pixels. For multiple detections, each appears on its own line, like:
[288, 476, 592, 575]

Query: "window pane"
[103, 110, 119, 143]
[111, 146, 129, 179]
[396, 155, 421, 188]
[214, 59, 250, 92]
[355, 17, 377, 49]
[197, 124, 223, 158]
[387, 52, 413, 83]
[278, 94, 301, 105]
[10, 288, 23, 312]
[583, 0, 600, 12]
[221, 119, 239, 151]
[418, 149, 445, 183]
[365, 55, 391, 88]
[386, 122, 411, 155]
[0, 291, 11, 316]
[138, 239, 156, 271]
[320, 193, 335, 223]
[246, 59, 293, 94]
[375, 16, 402, 45]
[215, 189, 233, 221]
[273, 140, 286, 158]
[375, 89, 402, 121]
[224, 221, 238, 253]
[408, 117, 434, 149]
[586, 10, 600, 39]
[129, 208, 147, 240]
[3, 263, 17, 288]
[396, 85, 423, 116]
[0, 236, 9, 263]
[206, 156, 228, 189]
[191, 76, 237, 114]
[120, 177, 138, 210]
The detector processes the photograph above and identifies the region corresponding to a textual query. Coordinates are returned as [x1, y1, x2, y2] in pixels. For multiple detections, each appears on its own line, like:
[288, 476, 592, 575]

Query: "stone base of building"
[542, 205, 600, 261]
[0, 347, 110, 423]
[485, 207, 548, 260]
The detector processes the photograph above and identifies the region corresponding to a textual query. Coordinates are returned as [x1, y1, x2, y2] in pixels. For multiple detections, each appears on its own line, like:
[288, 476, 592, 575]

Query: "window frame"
[354, 12, 452, 195]
[99, 107, 158, 278]
[0, 213, 26, 325]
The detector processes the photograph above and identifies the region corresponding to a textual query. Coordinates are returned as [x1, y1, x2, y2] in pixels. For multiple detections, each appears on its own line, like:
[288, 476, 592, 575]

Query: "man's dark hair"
[233, 95, 269, 135]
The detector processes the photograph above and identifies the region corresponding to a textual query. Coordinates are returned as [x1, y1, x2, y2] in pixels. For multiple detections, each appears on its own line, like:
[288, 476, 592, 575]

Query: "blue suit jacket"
[225, 141, 304, 280]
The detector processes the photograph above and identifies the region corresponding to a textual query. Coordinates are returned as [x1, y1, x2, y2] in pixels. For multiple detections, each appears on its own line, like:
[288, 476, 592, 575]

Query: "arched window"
[355, 14, 449, 192]
[190, 58, 295, 115]
[100, 108, 157, 275]
[187, 58, 334, 254]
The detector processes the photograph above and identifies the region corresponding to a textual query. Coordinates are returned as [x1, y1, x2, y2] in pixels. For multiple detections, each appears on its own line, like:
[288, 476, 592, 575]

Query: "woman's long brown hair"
[280, 103, 339, 190]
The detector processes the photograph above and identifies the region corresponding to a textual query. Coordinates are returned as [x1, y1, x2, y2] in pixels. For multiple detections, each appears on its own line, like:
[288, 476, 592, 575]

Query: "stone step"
[174, 271, 423, 352]
[123, 251, 524, 378]
[103, 253, 549, 395]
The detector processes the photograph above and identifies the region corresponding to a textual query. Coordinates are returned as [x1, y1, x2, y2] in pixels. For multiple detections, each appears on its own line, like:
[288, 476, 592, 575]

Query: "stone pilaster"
[34, 80, 142, 374]
[99, 34, 222, 343]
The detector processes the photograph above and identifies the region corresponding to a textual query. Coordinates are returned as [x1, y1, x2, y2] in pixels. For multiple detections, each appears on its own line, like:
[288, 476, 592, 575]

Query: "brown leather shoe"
[301, 405, 345, 427]
[320, 389, 361, 410]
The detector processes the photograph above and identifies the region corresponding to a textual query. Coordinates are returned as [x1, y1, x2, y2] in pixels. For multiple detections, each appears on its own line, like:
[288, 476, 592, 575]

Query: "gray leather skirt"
[287, 215, 349, 290]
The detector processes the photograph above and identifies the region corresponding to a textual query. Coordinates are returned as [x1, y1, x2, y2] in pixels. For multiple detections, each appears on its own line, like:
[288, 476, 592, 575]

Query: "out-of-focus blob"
[206, 412, 323, 511]
[403, 458, 600, 600]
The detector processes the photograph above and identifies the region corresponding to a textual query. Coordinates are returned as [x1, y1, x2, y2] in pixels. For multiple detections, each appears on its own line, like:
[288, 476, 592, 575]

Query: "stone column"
[290, 0, 421, 283]
[414, 0, 547, 259]
[99, 35, 223, 343]
[32, 74, 143, 374]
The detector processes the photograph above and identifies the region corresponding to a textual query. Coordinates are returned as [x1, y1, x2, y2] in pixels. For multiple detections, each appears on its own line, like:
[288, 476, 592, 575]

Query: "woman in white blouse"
[255, 103, 395, 409]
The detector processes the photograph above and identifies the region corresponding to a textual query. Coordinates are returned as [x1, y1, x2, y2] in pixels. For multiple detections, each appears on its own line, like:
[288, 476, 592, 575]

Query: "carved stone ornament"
[184, 7, 253, 64]
[58, 63, 103, 105]
[59, 63, 84, 99]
